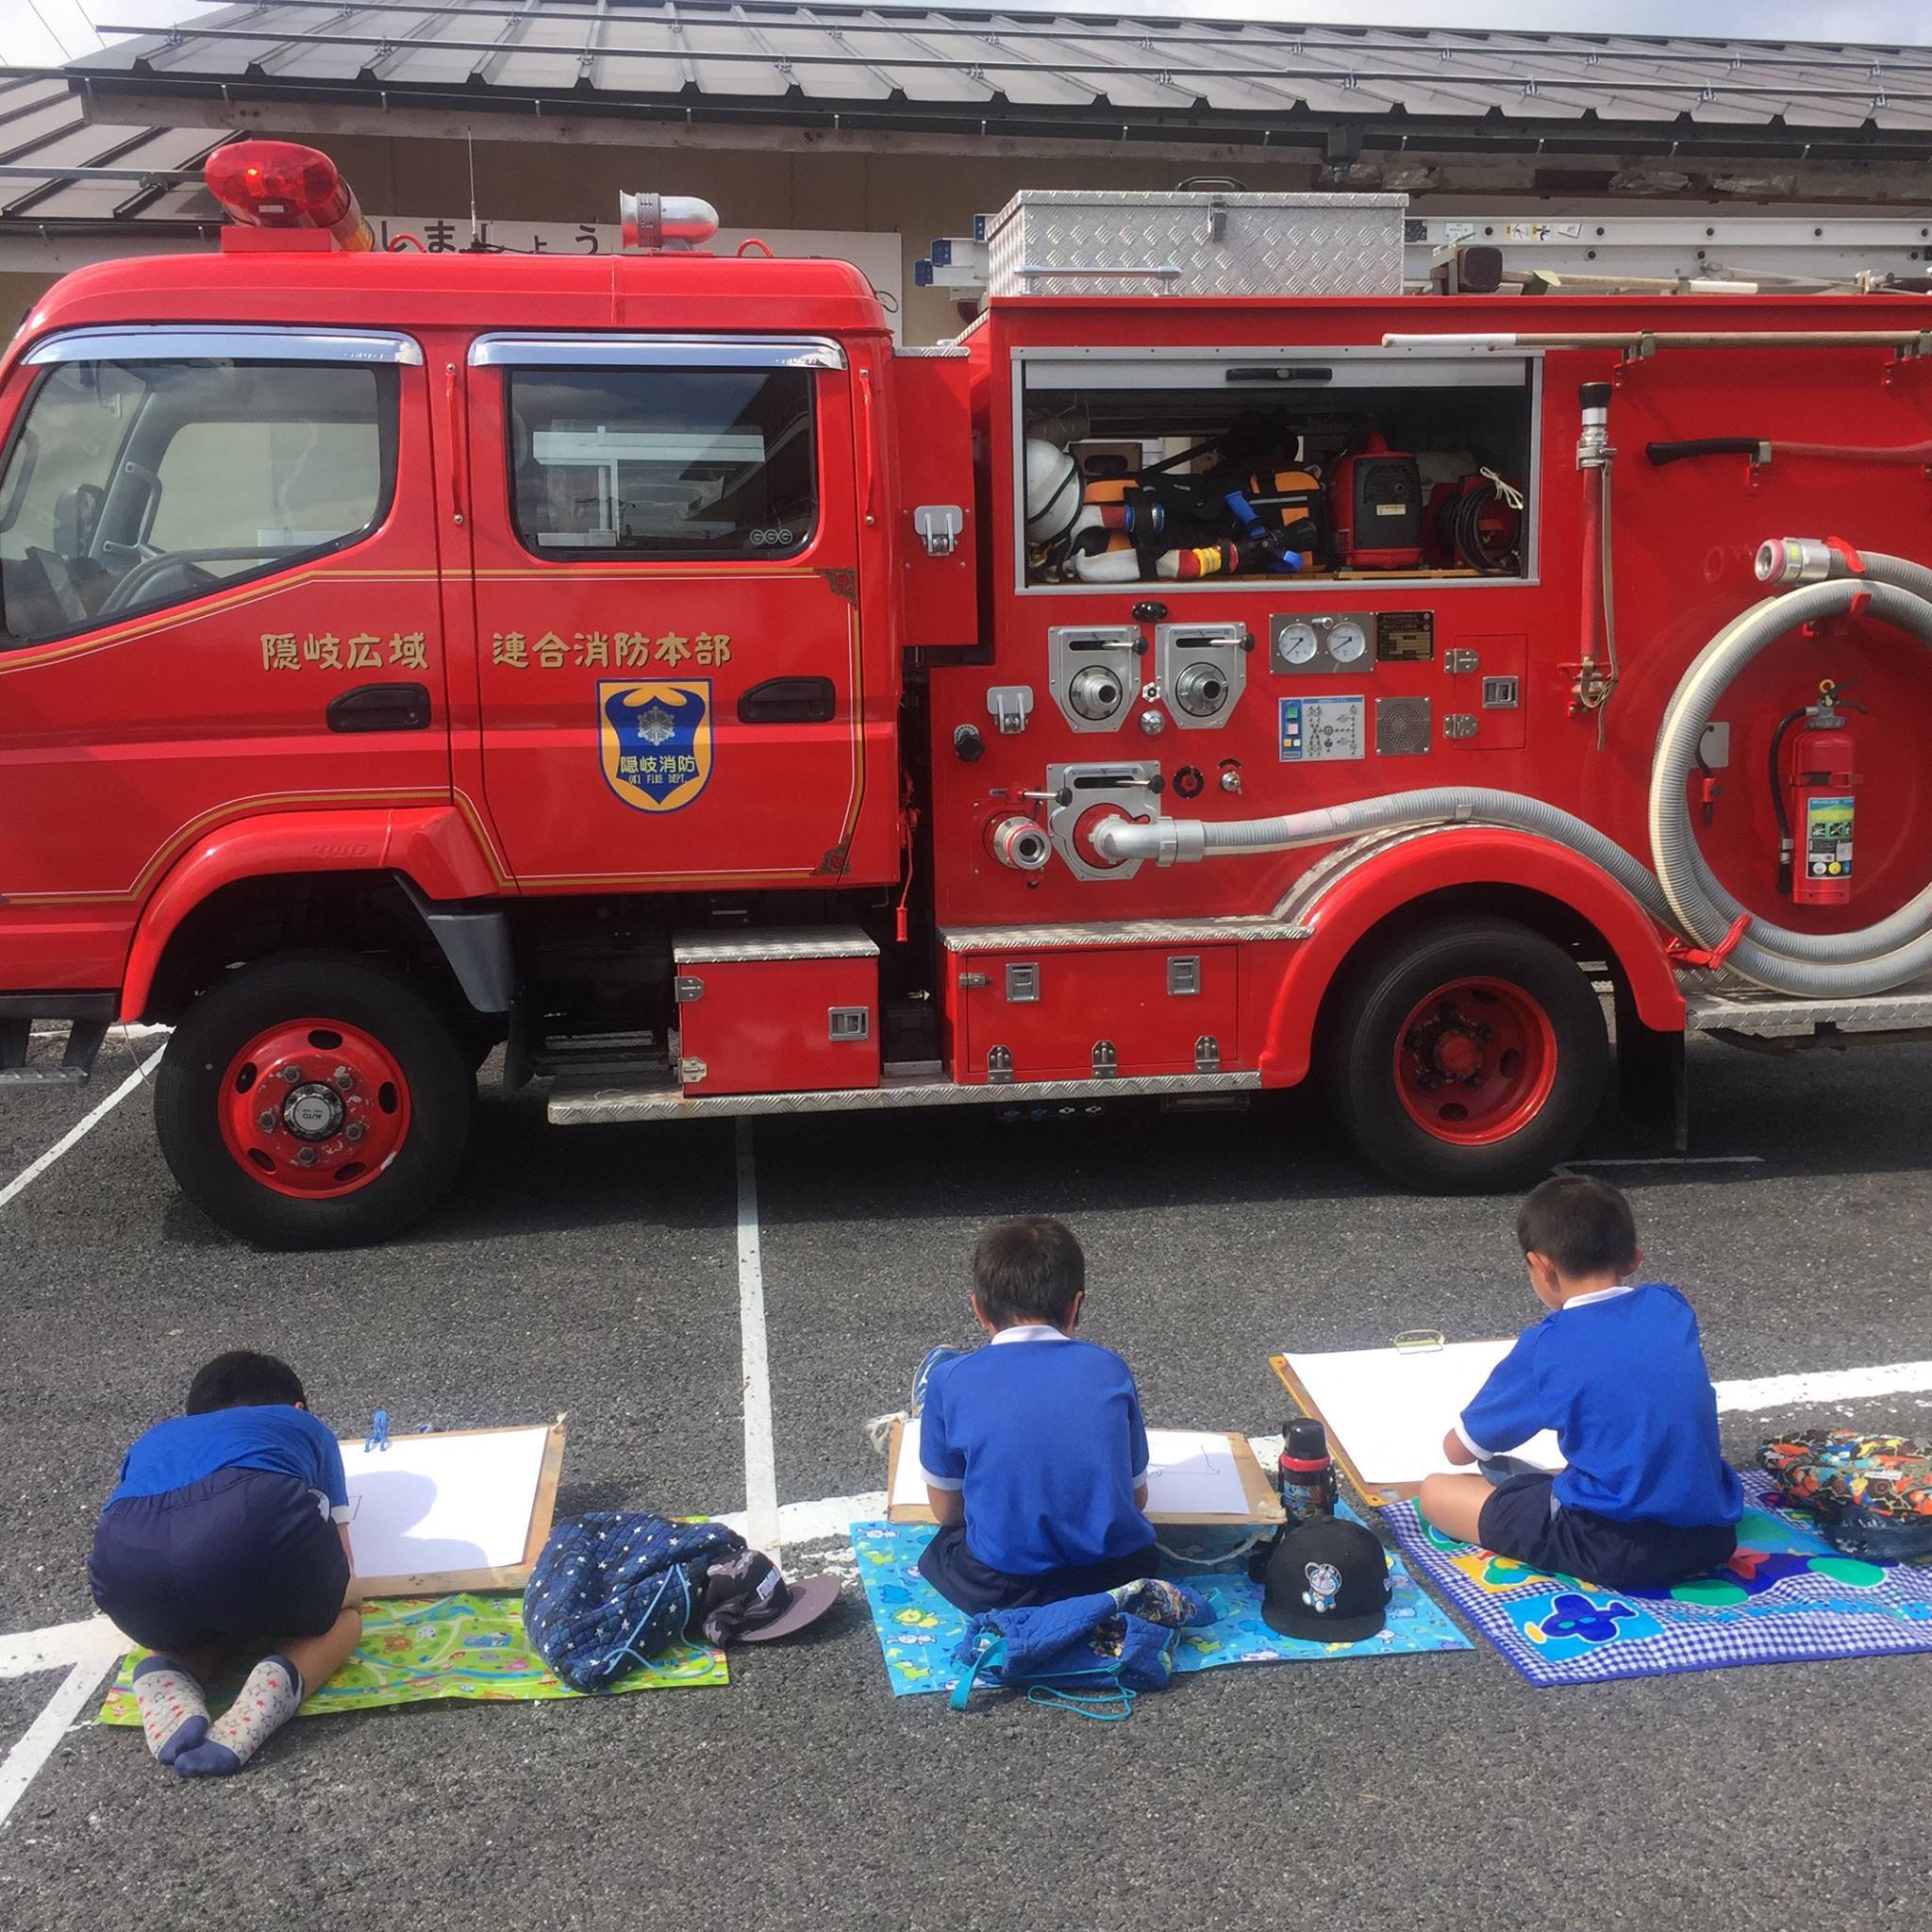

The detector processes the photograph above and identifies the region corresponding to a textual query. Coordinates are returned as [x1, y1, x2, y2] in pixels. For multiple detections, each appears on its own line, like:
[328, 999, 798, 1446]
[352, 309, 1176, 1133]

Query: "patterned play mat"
[1384, 1472, 1932, 1688]
[99, 1591, 726, 1724]
[852, 1511, 1470, 1696]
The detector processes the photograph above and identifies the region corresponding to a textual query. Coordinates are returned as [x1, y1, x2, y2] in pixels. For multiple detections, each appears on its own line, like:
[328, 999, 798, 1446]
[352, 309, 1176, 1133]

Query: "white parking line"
[0, 1641, 125, 1832]
[0, 1045, 166, 1216]
[735, 1120, 782, 1557]
[1715, 1359, 1932, 1413]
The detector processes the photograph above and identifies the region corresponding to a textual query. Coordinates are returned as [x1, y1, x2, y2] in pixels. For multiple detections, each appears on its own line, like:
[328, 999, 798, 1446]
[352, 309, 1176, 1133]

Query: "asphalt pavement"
[2, 1030, 1931, 1930]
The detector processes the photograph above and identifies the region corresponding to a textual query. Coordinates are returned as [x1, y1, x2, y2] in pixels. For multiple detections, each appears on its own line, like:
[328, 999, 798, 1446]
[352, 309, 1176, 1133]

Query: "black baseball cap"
[694, 1546, 841, 1646]
[1261, 1517, 1391, 1644]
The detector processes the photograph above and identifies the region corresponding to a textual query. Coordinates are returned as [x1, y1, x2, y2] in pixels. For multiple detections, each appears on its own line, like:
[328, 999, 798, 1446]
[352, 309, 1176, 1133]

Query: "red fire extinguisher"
[1775, 681, 1860, 906]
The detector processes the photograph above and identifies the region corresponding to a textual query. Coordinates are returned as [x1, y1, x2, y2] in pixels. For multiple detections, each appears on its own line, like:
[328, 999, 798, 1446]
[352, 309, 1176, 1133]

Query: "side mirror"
[0, 426, 39, 535]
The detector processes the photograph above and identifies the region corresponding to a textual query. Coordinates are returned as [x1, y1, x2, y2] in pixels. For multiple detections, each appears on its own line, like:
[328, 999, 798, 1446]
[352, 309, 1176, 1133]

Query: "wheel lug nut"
[257, 1108, 278, 1133]
[344, 1122, 366, 1143]
[333, 1065, 356, 1091]
[294, 1146, 320, 1167]
[279, 1063, 303, 1084]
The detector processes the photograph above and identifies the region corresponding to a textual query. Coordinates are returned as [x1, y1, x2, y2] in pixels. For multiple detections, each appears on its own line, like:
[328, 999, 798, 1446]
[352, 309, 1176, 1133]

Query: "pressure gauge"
[1328, 620, 1369, 665]
[1277, 622, 1319, 665]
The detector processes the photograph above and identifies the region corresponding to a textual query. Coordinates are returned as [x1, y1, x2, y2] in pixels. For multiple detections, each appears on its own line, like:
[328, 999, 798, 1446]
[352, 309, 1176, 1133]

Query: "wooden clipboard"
[341, 1421, 567, 1600]
[884, 1415, 1281, 1527]
[1272, 1340, 1545, 1507]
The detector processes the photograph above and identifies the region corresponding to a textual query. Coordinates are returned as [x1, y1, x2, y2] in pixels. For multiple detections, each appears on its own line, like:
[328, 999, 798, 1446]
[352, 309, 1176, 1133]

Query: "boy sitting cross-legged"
[1419, 1176, 1742, 1592]
[916, 1215, 1158, 1612]
[89, 1350, 363, 1777]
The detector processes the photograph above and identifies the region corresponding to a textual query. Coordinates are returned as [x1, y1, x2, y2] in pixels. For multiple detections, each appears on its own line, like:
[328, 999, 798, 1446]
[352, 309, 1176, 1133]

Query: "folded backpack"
[1757, 1431, 1932, 1561]
[523, 1511, 744, 1691]
[948, 1576, 1217, 1720]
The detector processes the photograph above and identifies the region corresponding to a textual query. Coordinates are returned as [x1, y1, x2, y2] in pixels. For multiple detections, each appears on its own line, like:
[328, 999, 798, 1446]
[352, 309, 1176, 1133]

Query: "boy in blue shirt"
[1420, 1176, 1742, 1591]
[90, 1351, 363, 1778]
[916, 1216, 1158, 1612]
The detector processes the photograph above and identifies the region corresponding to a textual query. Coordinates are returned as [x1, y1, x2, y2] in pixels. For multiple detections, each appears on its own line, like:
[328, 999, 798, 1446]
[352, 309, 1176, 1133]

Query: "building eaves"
[54, 3, 1932, 158]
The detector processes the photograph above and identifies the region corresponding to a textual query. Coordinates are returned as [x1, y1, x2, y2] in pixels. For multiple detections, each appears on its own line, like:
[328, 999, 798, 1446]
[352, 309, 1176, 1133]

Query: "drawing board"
[886, 1416, 1279, 1525]
[1273, 1341, 1563, 1501]
[338, 1423, 566, 1597]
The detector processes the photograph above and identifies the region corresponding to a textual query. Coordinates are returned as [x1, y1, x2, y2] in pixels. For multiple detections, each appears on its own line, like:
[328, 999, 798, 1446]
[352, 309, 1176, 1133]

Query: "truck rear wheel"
[157, 951, 474, 1248]
[1324, 917, 1607, 1191]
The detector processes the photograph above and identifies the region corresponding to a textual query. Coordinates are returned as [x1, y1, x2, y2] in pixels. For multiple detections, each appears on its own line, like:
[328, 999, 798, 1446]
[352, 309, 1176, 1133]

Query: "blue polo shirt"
[108, 1405, 350, 1522]
[1457, 1283, 1742, 1528]
[919, 1325, 1154, 1575]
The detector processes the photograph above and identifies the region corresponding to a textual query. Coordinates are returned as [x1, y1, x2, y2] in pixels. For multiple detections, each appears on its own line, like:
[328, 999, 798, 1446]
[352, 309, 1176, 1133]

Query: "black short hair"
[971, 1216, 1086, 1328]
[1515, 1176, 1639, 1280]
[185, 1351, 308, 1414]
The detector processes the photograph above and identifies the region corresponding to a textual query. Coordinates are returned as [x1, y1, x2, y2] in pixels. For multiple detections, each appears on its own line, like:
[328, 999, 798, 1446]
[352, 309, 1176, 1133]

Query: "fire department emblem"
[598, 680, 714, 813]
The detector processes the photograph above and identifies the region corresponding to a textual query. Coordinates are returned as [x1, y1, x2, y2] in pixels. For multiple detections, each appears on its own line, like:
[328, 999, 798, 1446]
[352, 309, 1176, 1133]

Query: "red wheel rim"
[1392, 977, 1558, 1146]
[217, 1018, 411, 1199]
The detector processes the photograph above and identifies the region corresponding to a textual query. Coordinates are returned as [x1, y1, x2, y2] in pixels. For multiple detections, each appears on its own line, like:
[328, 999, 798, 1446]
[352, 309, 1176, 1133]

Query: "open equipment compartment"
[1017, 347, 1540, 591]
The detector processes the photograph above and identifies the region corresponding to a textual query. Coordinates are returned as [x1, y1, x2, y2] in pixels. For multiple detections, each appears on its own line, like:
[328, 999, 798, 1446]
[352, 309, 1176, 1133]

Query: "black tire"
[156, 950, 475, 1249]
[1322, 916, 1608, 1192]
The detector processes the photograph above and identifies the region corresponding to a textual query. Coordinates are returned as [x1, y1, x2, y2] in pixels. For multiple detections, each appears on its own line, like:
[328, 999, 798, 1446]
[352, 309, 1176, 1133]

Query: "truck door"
[465, 335, 881, 890]
[0, 326, 445, 989]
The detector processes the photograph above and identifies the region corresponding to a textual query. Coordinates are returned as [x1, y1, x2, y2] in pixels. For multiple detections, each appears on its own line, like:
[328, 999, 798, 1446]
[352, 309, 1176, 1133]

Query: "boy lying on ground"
[916, 1215, 1158, 1612]
[90, 1350, 362, 1776]
[1420, 1176, 1742, 1592]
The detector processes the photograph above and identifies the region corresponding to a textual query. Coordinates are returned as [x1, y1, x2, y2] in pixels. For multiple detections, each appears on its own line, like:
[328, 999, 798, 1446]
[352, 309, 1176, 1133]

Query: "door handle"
[326, 682, 434, 733]
[737, 675, 836, 724]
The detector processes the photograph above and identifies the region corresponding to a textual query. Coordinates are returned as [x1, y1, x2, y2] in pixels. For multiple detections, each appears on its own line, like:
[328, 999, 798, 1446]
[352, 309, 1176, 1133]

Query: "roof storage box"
[984, 190, 1407, 299]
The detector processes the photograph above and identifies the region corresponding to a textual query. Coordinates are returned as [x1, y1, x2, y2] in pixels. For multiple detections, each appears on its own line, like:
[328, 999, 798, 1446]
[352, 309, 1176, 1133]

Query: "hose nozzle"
[1756, 536, 1840, 588]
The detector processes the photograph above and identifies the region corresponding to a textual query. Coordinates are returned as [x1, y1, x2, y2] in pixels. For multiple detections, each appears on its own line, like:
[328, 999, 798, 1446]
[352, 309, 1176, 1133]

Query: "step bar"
[548, 1061, 1262, 1125]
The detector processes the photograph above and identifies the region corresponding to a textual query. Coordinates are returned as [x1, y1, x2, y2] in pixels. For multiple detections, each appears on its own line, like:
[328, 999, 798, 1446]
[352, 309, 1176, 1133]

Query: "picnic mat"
[99, 1591, 726, 1724]
[852, 1511, 1470, 1696]
[1383, 1471, 1932, 1688]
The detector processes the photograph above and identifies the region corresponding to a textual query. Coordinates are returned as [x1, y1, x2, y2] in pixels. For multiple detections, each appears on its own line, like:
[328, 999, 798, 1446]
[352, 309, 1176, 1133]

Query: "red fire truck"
[3, 144, 1929, 1247]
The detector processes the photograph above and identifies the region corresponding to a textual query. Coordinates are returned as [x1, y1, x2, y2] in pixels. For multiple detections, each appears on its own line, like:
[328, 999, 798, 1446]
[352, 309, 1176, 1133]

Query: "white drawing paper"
[1282, 1340, 1565, 1487]
[338, 1424, 552, 1578]
[892, 1417, 1250, 1516]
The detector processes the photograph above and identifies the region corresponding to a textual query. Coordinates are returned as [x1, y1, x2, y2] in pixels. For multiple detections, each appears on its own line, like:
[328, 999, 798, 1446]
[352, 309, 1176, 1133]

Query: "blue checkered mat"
[1383, 1471, 1932, 1688]
[851, 1510, 1471, 1696]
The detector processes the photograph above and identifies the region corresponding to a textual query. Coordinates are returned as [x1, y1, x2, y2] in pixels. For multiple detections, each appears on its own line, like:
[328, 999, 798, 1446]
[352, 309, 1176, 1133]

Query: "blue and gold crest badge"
[598, 680, 713, 813]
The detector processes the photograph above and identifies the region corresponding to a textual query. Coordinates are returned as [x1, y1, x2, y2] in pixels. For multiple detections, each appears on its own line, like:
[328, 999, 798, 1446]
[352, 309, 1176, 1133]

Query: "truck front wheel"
[1324, 917, 1608, 1191]
[157, 951, 474, 1248]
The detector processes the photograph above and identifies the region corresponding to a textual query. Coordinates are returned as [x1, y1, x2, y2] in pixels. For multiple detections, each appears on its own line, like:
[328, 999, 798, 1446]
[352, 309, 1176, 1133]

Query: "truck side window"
[507, 368, 816, 560]
[0, 358, 396, 646]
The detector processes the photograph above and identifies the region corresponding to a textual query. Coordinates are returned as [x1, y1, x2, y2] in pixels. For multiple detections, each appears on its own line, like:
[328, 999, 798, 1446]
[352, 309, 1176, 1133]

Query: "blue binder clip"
[365, 1407, 390, 1453]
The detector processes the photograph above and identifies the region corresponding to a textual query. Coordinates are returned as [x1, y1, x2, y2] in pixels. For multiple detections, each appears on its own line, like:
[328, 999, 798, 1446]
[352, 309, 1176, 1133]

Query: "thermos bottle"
[1277, 1417, 1337, 1524]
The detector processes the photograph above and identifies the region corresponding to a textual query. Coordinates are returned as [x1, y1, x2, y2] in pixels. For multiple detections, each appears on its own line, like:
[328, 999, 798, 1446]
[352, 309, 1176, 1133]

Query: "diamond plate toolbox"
[984, 190, 1407, 299]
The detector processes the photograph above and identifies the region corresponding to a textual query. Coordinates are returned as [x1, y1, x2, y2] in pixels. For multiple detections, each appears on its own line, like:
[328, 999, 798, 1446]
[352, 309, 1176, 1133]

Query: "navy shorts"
[90, 1468, 350, 1655]
[1478, 1473, 1737, 1593]
[916, 1523, 1160, 1614]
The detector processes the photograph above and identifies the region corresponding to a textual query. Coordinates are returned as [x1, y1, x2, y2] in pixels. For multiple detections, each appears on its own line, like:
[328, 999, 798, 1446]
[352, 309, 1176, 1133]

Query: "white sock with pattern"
[174, 1656, 305, 1777]
[131, 1657, 208, 1764]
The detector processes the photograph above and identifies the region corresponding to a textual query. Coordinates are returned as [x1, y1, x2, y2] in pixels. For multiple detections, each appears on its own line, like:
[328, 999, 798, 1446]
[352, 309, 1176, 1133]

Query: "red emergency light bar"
[204, 140, 374, 254]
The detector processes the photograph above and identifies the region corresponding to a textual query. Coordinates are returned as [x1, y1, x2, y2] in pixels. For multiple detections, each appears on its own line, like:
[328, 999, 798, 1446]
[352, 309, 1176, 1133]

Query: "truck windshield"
[508, 367, 816, 559]
[0, 357, 394, 645]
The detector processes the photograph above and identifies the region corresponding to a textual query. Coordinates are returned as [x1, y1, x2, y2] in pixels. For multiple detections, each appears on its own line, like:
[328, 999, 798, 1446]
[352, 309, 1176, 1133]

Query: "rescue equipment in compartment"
[1774, 681, 1862, 905]
[1089, 537, 1932, 1001]
[203, 140, 375, 252]
[1329, 432, 1423, 569]
[1023, 411, 1322, 585]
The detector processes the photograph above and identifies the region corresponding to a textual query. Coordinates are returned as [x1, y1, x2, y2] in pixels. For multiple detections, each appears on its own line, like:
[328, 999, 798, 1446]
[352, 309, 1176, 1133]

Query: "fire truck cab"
[3, 147, 1930, 1247]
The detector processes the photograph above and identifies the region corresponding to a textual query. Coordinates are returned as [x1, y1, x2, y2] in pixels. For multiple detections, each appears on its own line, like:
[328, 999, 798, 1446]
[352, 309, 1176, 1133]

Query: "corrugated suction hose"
[1090, 541, 1932, 997]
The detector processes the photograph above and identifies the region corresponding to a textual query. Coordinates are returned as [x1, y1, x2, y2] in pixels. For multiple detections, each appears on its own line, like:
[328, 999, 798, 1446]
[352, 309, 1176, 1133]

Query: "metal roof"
[0, 75, 226, 226]
[53, 5, 1932, 158]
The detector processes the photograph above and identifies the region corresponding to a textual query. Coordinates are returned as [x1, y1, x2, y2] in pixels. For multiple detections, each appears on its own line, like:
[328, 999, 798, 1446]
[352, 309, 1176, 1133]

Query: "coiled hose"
[1089, 541, 1932, 997]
